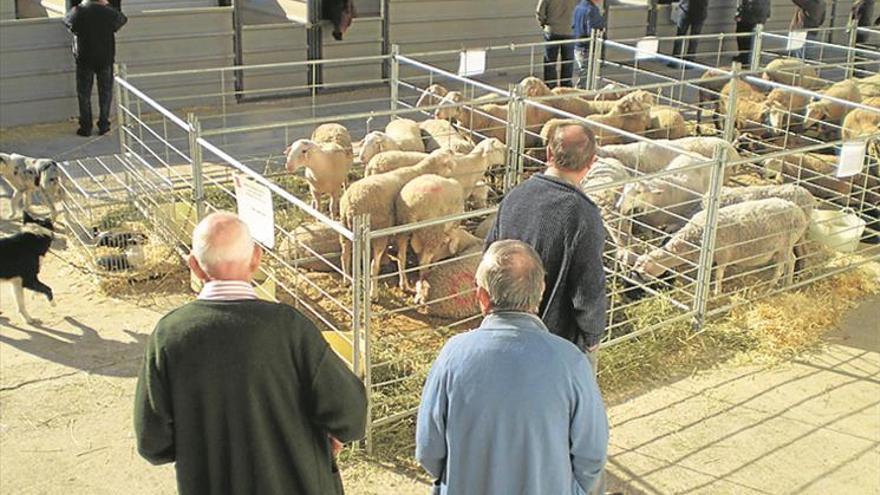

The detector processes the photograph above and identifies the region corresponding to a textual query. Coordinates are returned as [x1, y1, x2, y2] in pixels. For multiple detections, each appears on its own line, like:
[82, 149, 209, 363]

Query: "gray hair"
[191, 212, 255, 273]
[476, 240, 545, 313]
[549, 123, 597, 172]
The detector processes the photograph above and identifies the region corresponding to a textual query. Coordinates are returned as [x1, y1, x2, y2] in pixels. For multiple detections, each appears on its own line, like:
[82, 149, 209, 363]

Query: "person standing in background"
[851, 0, 875, 44]
[670, 0, 709, 64]
[63, 0, 127, 137]
[790, 0, 826, 59]
[537, 0, 579, 87]
[572, 0, 606, 89]
[734, 0, 771, 64]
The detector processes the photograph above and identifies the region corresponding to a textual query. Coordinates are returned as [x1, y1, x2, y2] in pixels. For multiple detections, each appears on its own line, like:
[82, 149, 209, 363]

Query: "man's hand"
[329, 435, 343, 457]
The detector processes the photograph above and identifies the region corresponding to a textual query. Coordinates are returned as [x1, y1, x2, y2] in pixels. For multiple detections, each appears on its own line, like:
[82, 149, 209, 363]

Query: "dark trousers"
[672, 18, 705, 61]
[543, 33, 574, 88]
[76, 63, 114, 132]
[735, 20, 758, 64]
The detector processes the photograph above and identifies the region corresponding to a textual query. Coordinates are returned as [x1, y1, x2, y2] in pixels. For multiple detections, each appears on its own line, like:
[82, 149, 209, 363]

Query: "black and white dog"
[0, 212, 55, 323]
[0, 153, 63, 221]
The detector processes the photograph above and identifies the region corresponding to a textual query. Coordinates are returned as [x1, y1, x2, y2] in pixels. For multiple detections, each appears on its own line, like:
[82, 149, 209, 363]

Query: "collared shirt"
[416, 311, 609, 495]
[198, 280, 258, 301]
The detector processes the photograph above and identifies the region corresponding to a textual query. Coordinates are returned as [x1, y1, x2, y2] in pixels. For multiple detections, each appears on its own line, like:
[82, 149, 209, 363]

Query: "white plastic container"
[808, 208, 866, 253]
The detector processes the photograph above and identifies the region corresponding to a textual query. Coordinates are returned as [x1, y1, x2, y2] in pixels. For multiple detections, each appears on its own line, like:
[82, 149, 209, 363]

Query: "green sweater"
[134, 299, 367, 495]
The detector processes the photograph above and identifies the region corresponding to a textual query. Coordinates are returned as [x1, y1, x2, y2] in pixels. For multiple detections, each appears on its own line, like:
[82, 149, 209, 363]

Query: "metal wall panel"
[241, 21, 309, 95]
[1, 0, 14, 20]
[321, 16, 383, 86]
[0, 7, 234, 127]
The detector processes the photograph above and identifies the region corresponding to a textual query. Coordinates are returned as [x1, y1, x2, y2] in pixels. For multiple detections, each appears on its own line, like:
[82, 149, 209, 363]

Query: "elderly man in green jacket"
[134, 212, 367, 495]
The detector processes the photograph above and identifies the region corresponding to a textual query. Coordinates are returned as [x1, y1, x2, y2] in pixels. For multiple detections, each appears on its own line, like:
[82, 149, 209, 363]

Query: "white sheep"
[394, 174, 465, 292]
[386, 118, 426, 152]
[854, 74, 880, 98]
[285, 123, 354, 218]
[804, 79, 863, 131]
[448, 137, 507, 204]
[419, 118, 475, 154]
[616, 154, 713, 233]
[634, 198, 809, 295]
[761, 57, 820, 88]
[414, 228, 484, 310]
[435, 91, 509, 143]
[0, 153, 40, 219]
[586, 91, 655, 145]
[358, 131, 400, 166]
[580, 156, 637, 260]
[339, 150, 455, 298]
[365, 150, 430, 176]
[706, 184, 816, 220]
[645, 106, 688, 140]
[597, 136, 740, 175]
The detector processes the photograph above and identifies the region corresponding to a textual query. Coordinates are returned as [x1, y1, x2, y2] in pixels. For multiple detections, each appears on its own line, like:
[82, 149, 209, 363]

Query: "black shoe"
[76, 127, 91, 137]
[98, 126, 111, 136]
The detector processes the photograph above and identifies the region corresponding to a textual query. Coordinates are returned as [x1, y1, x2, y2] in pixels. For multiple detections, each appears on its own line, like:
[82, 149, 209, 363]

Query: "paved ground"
[606, 294, 880, 495]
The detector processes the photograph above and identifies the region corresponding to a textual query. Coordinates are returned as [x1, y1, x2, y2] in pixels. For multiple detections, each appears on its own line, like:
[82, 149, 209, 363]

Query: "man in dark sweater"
[134, 212, 367, 495]
[485, 123, 606, 356]
[63, 0, 127, 137]
[734, 0, 771, 64]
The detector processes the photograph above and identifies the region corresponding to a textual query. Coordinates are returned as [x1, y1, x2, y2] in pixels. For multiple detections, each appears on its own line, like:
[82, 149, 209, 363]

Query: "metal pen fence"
[57, 36, 879, 455]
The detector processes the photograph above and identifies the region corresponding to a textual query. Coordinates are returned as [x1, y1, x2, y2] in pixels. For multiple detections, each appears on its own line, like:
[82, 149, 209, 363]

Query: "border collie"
[0, 213, 55, 323]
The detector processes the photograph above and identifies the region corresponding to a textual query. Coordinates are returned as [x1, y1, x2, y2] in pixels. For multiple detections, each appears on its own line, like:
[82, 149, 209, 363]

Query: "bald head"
[476, 240, 546, 313]
[189, 212, 260, 281]
[548, 123, 597, 172]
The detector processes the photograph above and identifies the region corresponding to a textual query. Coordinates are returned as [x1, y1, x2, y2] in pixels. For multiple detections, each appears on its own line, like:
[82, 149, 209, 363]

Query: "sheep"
[804, 79, 863, 131]
[763, 152, 880, 209]
[339, 150, 455, 298]
[385, 118, 425, 152]
[719, 78, 768, 131]
[0, 153, 40, 220]
[841, 97, 880, 164]
[580, 156, 638, 261]
[696, 67, 732, 126]
[311, 122, 353, 152]
[645, 106, 688, 140]
[634, 198, 809, 295]
[597, 136, 740, 175]
[765, 87, 812, 131]
[470, 180, 490, 208]
[365, 150, 430, 176]
[854, 74, 880, 98]
[473, 212, 497, 238]
[616, 154, 714, 234]
[761, 57, 820, 88]
[419, 118, 475, 154]
[517, 77, 560, 142]
[704, 184, 816, 221]
[543, 87, 618, 117]
[414, 231, 484, 313]
[358, 131, 400, 165]
[277, 222, 341, 272]
[448, 138, 507, 203]
[415, 83, 450, 108]
[586, 91, 654, 145]
[285, 141, 353, 219]
[435, 91, 509, 142]
[394, 174, 465, 292]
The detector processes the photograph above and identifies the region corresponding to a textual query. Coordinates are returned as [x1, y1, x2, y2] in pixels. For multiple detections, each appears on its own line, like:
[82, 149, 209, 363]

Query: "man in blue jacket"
[416, 240, 609, 495]
[572, 0, 606, 88]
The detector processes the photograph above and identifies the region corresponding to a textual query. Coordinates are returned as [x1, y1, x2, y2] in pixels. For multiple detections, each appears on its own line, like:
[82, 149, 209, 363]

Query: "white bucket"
[808, 208, 866, 253]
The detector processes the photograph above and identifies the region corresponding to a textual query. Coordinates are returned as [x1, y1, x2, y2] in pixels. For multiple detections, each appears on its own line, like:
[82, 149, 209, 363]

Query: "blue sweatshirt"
[416, 311, 609, 495]
[572, 0, 606, 49]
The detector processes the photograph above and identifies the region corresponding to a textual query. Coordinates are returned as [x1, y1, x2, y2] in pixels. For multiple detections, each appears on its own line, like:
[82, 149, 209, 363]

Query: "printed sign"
[836, 140, 867, 178]
[635, 36, 659, 61]
[234, 174, 275, 249]
[786, 30, 808, 51]
[458, 49, 487, 76]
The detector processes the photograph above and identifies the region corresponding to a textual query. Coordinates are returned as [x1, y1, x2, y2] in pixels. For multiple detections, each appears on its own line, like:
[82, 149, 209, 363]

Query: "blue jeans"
[543, 32, 574, 88]
[793, 30, 821, 61]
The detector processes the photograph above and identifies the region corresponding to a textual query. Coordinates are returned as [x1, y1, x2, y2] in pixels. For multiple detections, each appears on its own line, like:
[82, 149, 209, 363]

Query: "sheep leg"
[395, 234, 411, 292]
[309, 187, 320, 213]
[340, 236, 351, 278]
[712, 265, 725, 296]
[767, 249, 787, 289]
[369, 240, 387, 300]
[783, 244, 798, 286]
[328, 192, 339, 220]
[9, 190, 22, 219]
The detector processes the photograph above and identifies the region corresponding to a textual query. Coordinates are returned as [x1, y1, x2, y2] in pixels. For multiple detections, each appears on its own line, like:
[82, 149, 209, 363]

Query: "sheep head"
[803, 101, 829, 130]
[358, 131, 397, 164]
[434, 91, 464, 121]
[610, 91, 654, 115]
[0, 152, 11, 175]
[518, 76, 551, 98]
[633, 251, 671, 278]
[285, 139, 318, 172]
[616, 181, 663, 214]
[416, 83, 450, 108]
[474, 137, 507, 164]
[420, 149, 456, 176]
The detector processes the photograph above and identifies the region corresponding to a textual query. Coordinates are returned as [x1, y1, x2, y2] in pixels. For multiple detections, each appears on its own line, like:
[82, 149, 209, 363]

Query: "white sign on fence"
[458, 49, 487, 76]
[786, 30, 808, 51]
[635, 36, 659, 61]
[234, 174, 275, 249]
[836, 140, 867, 178]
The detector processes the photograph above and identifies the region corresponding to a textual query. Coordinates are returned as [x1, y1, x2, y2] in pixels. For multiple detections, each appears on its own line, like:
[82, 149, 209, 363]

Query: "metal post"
[115, 63, 128, 157]
[351, 215, 363, 378]
[187, 113, 206, 222]
[232, 0, 244, 102]
[845, 18, 858, 78]
[585, 29, 597, 90]
[358, 214, 374, 454]
[390, 44, 400, 111]
[693, 64, 739, 328]
[529, 45, 536, 78]
[503, 84, 522, 193]
[589, 30, 603, 91]
[380, 0, 391, 80]
[750, 24, 764, 71]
